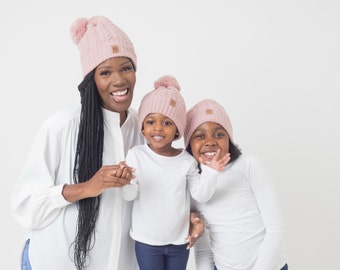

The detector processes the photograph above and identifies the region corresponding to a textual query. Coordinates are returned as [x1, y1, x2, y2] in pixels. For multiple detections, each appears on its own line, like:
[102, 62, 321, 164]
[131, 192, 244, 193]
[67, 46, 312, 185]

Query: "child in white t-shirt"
[121, 76, 230, 270]
[184, 99, 288, 270]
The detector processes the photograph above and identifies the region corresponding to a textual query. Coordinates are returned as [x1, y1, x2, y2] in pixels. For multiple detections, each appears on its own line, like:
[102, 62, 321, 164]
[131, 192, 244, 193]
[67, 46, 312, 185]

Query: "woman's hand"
[186, 212, 205, 249]
[62, 162, 135, 202]
[84, 162, 135, 195]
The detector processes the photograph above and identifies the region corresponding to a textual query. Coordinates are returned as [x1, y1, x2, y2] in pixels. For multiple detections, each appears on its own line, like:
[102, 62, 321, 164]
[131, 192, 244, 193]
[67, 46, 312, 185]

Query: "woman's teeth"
[111, 89, 128, 96]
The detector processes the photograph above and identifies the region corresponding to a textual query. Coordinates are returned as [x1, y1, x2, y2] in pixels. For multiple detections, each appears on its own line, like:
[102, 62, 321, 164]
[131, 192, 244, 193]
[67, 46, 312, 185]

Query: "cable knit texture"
[184, 99, 234, 147]
[138, 75, 186, 140]
[70, 16, 137, 77]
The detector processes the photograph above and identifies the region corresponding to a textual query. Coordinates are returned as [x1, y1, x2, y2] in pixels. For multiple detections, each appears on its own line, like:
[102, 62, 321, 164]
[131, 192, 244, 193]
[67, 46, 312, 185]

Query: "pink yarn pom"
[154, 75, 181, 91]
[70, 18, 89, 44]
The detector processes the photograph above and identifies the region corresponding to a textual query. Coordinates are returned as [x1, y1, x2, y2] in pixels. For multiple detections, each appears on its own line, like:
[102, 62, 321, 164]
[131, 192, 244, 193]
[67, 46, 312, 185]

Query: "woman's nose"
[112, 73, 125, 86]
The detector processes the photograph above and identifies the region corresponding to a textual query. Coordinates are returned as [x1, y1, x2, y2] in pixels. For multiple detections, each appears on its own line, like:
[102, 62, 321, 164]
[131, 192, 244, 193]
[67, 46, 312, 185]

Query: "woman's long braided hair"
[72, 69, 104, 270]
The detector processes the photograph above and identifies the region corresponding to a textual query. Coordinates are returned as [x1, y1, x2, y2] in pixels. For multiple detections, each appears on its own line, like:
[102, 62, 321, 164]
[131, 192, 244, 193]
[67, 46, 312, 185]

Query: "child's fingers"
[123, 167, 136, 180]
[214, 149, 221, 160]
[216, 153, 230, 168]
[222, 153, 231, 164]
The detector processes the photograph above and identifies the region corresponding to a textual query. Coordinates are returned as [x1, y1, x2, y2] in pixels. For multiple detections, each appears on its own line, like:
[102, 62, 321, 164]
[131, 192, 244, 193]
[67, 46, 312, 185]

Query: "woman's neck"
[120, 110, 128, 126]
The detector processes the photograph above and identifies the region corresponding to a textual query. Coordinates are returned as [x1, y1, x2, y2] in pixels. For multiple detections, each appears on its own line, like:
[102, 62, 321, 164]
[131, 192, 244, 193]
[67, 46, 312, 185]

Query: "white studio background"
[1, 0, 339, 269]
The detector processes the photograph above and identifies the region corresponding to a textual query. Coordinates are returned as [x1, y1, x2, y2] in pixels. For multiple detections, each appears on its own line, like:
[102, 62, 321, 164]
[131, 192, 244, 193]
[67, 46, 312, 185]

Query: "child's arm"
[188, 151, 230, 203]
[193, 228, 215, 270]
[120, 179, 138, 201]
[188, 163, 218, 203]
[247, 157, 286, 270]
[118, 161, 139, 201]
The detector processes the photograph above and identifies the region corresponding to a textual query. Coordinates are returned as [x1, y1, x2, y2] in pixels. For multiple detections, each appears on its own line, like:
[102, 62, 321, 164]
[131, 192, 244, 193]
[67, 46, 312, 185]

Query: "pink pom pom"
[154, 75, 181, 91]
[70, 18, 89, 44]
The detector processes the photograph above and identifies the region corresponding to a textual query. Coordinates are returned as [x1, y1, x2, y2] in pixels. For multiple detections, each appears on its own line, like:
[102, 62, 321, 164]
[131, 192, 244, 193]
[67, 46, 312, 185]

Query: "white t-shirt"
[193, 155, 287, 270]
[121, 144, 219, 246]
[11, 106, 144, 270]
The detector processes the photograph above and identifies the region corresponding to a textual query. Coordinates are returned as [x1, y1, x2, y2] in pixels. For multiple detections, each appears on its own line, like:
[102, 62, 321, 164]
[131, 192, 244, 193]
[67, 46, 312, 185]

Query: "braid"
[72, 70, 104, 270]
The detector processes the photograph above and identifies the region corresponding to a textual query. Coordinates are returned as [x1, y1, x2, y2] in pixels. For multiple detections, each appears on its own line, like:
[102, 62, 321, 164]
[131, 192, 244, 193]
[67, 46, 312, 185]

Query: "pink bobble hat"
[184, 99, 234, 147]
[138, 75, 187, 140]
[70, 16, 137, 77]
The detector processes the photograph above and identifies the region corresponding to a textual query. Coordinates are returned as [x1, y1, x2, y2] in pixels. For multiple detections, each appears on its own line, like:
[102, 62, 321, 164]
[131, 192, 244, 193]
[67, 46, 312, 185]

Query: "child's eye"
[145, 120, 154, 125]
[163, 121, 173, 126]
[215, 132, 226, 138]
[195, 134, 204, 139]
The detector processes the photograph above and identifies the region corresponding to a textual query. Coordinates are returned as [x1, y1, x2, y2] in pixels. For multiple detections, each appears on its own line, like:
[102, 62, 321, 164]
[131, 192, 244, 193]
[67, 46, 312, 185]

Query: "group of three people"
[11, 15, 288, 270]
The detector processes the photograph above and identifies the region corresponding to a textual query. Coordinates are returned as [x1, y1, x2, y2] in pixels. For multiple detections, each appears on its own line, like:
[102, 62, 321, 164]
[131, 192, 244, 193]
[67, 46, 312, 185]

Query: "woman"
[11, 16, 203, 270]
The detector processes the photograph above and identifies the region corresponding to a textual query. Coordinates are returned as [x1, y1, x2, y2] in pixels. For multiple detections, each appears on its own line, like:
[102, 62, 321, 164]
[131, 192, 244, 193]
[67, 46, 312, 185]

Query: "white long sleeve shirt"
[193, 155, 287, 270]
[121, 144, 219, 246]
[11, 106, 144, 270]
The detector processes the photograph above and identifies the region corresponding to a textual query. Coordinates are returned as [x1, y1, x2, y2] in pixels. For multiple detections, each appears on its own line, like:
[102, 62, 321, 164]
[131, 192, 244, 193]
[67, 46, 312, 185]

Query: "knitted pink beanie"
[184, 99, 234, 147]
[138, 75, 186, 140]
[70, 16, 137, 77]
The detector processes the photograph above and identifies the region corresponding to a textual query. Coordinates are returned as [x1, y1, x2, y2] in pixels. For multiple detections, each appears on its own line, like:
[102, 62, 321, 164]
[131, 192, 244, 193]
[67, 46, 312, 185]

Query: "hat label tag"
[112, 45, 120, 53]
[169, 99, 176, 107]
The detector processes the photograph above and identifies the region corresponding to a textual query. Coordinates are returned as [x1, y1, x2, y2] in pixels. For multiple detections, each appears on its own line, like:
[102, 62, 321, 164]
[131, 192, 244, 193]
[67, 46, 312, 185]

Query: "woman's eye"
[122, 65, 133, 72]
[100, 71, 110, 76]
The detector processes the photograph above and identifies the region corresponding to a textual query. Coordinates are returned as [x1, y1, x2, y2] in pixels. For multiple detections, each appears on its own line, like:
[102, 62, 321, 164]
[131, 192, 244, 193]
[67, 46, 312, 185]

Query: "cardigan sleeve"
[11, 114, 72, 230]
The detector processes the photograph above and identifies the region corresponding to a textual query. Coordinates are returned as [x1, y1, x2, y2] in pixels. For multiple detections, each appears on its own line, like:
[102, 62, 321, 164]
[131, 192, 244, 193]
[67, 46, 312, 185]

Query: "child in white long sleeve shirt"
[184, 99, 288, 270]
[121, 76, 230, 270]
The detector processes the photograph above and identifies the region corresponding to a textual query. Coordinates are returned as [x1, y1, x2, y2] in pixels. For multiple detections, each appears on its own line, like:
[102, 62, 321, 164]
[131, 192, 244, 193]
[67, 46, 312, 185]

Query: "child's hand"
[113, 161, 136, 182]
[199, 149, 230, 172]
[186, 212, 204, 249]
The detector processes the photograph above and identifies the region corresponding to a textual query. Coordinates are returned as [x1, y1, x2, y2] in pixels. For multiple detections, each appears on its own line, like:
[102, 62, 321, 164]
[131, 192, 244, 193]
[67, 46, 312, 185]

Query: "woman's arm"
[11, 117, 133, 230]
[63, 164, 133, 202]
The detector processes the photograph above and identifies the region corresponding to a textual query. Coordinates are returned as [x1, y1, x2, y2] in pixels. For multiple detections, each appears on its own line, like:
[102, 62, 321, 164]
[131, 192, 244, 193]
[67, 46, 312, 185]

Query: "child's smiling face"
[142, 113, 179, 156]
[189, 122, 230, 164]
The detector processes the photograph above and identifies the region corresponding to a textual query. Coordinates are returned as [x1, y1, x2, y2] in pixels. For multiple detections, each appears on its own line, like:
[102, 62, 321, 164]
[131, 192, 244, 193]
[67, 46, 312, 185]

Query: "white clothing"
[121, 144, 218, 246]
[193, 155, 287, 270]
[11, 106, 144, 270]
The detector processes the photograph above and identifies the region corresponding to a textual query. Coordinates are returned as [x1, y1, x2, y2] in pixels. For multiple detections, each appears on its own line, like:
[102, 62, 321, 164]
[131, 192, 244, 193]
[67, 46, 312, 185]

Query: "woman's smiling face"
[94, 57, 136, 115]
